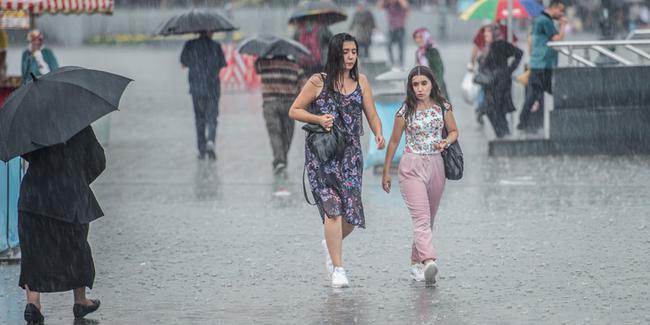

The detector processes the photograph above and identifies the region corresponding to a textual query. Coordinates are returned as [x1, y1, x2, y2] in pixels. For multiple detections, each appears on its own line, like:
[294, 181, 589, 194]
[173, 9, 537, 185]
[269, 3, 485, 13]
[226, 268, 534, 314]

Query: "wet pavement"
[1, 43, 649, 325]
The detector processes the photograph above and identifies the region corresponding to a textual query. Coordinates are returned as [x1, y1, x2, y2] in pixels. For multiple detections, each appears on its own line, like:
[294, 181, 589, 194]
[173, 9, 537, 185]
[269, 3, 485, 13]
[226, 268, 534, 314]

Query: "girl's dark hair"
[403, 65, 448, 122]
[321, 33, 359, 95]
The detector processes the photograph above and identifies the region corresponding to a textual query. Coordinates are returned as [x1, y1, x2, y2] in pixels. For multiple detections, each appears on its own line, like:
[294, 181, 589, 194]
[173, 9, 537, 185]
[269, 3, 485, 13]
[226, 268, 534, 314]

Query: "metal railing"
[548, 37, 650, 67]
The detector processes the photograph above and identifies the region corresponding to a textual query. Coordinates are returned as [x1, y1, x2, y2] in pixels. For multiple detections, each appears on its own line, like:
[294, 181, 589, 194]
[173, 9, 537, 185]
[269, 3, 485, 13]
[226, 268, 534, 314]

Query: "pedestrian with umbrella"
[0, 66, 131, 324]
[461, 0, 543, 125]
[238, 35, 308, 176]
[156, 9, 237, 160]
[289, 1, 347, 77]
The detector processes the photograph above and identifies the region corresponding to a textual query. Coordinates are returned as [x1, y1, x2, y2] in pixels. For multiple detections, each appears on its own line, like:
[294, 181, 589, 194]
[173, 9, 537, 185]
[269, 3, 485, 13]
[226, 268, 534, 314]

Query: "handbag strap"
[302, 165, 316, 206]
[321, 73, 348, 132]
[441, 102, 449, 139]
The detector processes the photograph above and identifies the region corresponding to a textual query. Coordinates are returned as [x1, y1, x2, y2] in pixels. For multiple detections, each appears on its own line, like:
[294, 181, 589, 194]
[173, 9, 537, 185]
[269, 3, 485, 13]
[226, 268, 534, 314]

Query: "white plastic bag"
[461, 71, 480, 105]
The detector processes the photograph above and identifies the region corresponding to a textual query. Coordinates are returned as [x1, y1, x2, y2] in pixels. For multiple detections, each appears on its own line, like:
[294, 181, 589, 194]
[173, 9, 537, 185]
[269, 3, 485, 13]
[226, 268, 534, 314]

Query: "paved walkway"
[1, 43, 649, 325]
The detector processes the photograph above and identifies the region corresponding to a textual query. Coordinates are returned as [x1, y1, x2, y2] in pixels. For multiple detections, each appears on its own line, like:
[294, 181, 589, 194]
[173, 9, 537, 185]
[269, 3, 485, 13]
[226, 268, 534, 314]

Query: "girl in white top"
[382, 65, 458, 286]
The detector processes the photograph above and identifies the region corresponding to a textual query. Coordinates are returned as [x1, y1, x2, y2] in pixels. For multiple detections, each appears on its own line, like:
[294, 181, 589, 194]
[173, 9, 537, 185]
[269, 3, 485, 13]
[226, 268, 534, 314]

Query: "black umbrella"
[238, 34, 311, 57]
[155, 9, 239, 35]
[0, 66, 132, 162]
[288, 1, 347, 26]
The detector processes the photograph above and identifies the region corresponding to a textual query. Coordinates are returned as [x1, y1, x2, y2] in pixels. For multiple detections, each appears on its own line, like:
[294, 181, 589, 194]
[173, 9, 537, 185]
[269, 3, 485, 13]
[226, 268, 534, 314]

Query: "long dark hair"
[321, 33, 359, 95]
[403, 65, 448, 122]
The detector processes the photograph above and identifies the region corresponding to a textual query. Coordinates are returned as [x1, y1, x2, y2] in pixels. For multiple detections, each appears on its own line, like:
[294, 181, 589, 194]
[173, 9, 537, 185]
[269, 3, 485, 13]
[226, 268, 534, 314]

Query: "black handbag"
[301, 123, 346, 164]
[473, 67, 495, 86]
[301, 123, 346, 206]
[441, 105, 464, 180]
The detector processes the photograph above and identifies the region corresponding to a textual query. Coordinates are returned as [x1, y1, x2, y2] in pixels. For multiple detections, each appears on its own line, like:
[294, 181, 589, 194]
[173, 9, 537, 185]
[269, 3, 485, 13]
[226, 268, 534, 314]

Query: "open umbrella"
[155, 9, 238, 35]
[460, 0, 544, 21]
[238, 34, 311, 57]
[288, 1, 347, 26]
[0, 66, 132, 161]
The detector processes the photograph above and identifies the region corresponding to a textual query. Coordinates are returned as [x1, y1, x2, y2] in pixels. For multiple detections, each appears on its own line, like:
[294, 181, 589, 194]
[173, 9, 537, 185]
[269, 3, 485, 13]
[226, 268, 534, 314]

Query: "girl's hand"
[435, 139, 449, 151]
[375, 134, 385, 149]
[319, 114, 334, 129]
[382, 173, 391, 193]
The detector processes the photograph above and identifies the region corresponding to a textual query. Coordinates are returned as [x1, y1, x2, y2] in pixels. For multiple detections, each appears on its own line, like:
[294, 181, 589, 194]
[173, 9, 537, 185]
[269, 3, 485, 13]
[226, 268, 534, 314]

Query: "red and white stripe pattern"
[0, 0, 113, 15]
[219, 43, 260, 91]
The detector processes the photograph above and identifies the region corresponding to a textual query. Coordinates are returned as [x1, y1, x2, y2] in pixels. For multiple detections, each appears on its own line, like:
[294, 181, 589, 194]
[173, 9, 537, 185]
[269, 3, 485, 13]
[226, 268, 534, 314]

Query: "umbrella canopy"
[288, 1, 347, 26]
[155, 9, 238, 36]
[238, 34, 311, 58]
[0, 66, 132, 162]
[460, 0, 544, 21]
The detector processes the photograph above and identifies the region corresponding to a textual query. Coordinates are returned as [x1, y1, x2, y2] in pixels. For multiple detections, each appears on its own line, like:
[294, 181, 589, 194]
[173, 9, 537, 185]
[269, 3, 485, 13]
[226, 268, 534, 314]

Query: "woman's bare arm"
[359, 74, 384, 148]
[288, 74, 334, 128]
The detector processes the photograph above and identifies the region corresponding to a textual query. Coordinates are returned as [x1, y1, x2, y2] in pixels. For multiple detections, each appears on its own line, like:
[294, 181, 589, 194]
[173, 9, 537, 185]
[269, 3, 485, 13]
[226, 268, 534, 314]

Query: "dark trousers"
[519, 69, 553, 130]
[387, 28, 405, 66]
[263, 100, 295, 168]
[487, 109, 510, 138]
[358, 42, 371, 59]
[192, 95, 219, 154]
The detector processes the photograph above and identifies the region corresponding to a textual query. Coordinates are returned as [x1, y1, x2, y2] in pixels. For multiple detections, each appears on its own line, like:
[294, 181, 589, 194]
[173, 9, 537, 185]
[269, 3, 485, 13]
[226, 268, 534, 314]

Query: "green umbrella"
[460, 0, 543, 21]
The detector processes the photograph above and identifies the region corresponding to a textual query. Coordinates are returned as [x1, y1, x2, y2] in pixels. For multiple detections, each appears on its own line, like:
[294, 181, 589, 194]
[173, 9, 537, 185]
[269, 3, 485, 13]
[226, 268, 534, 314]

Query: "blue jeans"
[192, 95, 219, 155]
[0, 158, 21, 253]
[387, 28, 405, 66]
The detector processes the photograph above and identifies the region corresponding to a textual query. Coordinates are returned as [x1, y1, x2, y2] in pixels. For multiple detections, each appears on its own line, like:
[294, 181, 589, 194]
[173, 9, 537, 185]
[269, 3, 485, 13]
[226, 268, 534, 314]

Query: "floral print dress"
[306, 82, 366, 228]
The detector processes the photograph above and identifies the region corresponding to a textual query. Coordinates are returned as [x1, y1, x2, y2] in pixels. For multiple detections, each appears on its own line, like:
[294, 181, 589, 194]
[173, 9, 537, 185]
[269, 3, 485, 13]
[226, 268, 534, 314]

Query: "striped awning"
[0, 0, 114, 15]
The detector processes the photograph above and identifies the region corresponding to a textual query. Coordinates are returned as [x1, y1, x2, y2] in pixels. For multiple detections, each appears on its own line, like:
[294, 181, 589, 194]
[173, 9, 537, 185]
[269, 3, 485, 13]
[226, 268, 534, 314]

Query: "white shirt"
[32, 49, 50, 75]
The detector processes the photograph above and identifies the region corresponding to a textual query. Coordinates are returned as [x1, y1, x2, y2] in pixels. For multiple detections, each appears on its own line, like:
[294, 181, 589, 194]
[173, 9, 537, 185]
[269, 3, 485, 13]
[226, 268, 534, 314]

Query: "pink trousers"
[398, 152, 446, 263]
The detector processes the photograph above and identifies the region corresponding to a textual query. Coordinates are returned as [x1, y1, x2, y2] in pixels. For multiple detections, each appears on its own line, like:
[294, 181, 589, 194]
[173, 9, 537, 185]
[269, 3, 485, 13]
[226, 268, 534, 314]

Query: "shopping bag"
[516, 69, 530, 86]
[461, 71, 480, 105]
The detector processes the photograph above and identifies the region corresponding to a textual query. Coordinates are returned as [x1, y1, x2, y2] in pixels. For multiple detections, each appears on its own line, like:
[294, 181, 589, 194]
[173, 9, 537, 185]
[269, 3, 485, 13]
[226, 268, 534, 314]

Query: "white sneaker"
[331, 267, 349, 288]
[321, 240, 333, 277]
[410, 263, 425, 282]
[423, 261, 438, 287]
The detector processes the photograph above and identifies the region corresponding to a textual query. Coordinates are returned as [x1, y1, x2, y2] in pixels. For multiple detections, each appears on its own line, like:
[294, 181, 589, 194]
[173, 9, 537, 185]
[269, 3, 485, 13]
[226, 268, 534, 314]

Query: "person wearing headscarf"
[412, 27, 448, 100]
[21, 30, 59, 84]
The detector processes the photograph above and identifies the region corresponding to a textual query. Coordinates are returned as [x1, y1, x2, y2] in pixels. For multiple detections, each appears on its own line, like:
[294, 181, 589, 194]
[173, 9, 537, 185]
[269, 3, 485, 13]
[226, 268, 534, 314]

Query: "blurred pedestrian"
[468, 22, 517, 125]
[289, 33, 385, 288]
[21, 30, 59, 84]
[470, 23, 517, 68]
[413, 27, 448, 99]
[518, 0, 567, 132]
[294, 21, 333, 76]
[19, 127, 105, 324]
[180, 31, 227, 160]
[349, 0, 376, 59]
[381, 65, 458, 287]
[378, 0, 409, 68]
[255, 55, 304, 176]
[475, 25, 523, 138]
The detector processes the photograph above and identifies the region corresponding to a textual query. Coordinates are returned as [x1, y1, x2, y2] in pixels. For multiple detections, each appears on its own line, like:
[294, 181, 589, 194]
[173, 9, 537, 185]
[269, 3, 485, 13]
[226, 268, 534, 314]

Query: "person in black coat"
[476, 25, 523, 138]
[180, 31, 227, 160]
[19, 126, 105, 324]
